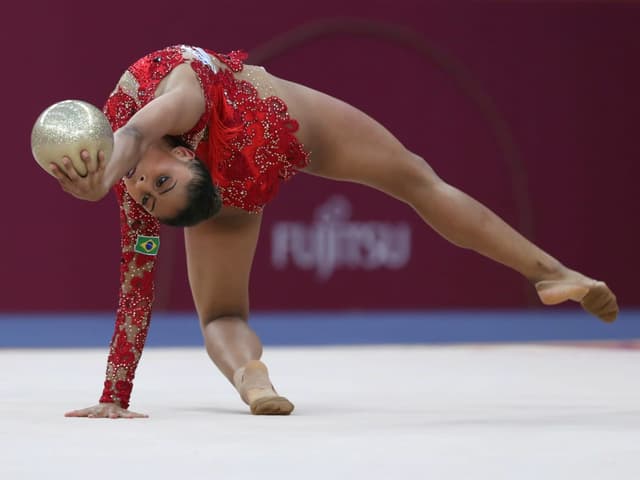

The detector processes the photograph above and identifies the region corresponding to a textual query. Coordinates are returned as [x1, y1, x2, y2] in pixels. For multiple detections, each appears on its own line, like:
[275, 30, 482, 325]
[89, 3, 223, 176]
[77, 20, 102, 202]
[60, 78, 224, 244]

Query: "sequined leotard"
[99, 45, 309, 408]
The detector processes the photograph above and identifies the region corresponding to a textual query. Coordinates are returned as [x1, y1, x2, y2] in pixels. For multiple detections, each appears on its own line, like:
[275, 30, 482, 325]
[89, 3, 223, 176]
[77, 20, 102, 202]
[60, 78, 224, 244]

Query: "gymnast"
[50, 45, 618, 419]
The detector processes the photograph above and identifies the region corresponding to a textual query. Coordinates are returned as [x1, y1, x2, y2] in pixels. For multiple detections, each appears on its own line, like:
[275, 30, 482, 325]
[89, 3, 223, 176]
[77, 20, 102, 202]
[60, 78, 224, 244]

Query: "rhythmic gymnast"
[50, 45, 618, 419]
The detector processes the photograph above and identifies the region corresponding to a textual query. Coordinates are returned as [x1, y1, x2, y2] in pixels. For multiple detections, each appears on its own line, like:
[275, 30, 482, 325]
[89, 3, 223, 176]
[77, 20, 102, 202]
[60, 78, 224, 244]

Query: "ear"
[171, 145, 196, 160]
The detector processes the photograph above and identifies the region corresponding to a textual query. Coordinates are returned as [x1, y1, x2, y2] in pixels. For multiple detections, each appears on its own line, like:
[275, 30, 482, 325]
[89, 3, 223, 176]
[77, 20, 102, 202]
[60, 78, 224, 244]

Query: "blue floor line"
[1, 309, 638, 348]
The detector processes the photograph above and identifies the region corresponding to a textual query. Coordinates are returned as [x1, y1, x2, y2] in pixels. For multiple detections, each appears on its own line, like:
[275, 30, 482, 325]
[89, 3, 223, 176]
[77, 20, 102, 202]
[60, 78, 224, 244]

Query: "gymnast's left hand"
[64, 402, 148, 419]
[50, 150, 109, 202]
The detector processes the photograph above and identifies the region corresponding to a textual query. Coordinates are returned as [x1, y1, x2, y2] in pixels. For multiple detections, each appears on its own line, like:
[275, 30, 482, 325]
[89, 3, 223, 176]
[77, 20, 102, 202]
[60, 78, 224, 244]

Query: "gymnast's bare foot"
[535, 269, 618, 323]
[233, 360, 295, 415]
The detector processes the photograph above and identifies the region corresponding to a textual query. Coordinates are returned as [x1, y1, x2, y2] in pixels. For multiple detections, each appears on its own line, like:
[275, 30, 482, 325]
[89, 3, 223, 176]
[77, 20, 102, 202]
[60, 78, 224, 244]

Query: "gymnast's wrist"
[100, 389, 130, 409]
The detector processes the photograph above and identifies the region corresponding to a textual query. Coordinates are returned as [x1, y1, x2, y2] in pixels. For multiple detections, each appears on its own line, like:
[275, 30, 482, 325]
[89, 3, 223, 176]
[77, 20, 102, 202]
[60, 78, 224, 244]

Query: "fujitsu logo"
[270, 195, 412, 280]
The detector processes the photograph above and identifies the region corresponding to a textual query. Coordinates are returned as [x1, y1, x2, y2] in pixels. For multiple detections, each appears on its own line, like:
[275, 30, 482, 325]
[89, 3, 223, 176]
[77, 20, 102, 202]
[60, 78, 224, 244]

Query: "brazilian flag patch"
[134, 235, 160, 255]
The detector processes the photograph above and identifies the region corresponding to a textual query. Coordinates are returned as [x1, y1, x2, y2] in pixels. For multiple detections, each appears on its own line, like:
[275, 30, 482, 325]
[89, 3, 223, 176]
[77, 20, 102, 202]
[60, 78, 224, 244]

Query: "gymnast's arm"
[101, 64, 206, 192]
[64, 66, 205, 419]
[63, 70, 202, 419]
[64, 182, 158, 419]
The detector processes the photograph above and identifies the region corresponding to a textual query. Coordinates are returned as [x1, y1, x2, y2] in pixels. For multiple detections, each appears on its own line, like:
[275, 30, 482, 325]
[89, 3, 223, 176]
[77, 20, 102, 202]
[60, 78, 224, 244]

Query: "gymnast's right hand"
[64, 402, 148, 419]
[50, 150, 109, 202]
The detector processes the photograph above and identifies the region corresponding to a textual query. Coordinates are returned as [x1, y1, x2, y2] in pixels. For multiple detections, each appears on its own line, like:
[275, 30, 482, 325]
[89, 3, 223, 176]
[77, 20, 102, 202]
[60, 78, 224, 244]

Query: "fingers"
[64, 405, 149, 419]
[94, 410, 148, 419]
[97, 150, 106, 171]
[50, 157, 76, 183]
[61, 156, 81, 180]
[50, 163, 70, 184]
[81, 150, 95, 174]
[64, 408, 89, 417]
[50, 151, 107, 201]
[84, 150, 106, 174]
[52, 153, 93, 179]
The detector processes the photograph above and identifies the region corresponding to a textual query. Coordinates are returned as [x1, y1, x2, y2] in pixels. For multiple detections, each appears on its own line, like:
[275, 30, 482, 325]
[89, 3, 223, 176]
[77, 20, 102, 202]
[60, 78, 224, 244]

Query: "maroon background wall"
[1, 1, 638, 311]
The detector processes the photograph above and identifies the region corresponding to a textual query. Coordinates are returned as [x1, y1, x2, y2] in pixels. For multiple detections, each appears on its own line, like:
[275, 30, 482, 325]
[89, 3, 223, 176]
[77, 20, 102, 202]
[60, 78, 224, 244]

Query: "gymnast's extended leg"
[277, 79, 618, 322]
[184, 210, 294, 414]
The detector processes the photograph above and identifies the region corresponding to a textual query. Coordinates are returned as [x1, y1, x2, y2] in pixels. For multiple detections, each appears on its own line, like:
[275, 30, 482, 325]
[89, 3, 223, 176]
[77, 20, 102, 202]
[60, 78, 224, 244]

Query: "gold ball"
[31, 100, 113, 177]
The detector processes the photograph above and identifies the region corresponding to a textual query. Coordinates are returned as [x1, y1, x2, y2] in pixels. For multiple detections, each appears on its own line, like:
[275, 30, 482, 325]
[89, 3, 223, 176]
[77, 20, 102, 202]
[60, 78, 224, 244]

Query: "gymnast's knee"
[392, 152, 443, 202]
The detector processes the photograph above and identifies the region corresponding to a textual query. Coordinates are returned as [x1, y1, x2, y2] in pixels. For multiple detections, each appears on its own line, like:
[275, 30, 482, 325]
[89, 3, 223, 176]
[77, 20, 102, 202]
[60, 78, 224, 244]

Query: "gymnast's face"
[123, 143, 195, 219]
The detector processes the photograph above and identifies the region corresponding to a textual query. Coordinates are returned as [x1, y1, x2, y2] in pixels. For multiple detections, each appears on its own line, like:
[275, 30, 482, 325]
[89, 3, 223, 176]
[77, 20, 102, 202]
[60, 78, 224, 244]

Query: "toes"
[582, 290, 610, 313]
[536, 279, 619, 323]
[583, 296, 619, 323]
[580, 283, 618, 322]
[250, 396, 295, 415]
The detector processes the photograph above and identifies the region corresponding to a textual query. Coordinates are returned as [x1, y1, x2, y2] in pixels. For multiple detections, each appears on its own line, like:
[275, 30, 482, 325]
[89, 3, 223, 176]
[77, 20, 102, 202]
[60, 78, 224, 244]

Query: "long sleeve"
[99, 180, 160, 409]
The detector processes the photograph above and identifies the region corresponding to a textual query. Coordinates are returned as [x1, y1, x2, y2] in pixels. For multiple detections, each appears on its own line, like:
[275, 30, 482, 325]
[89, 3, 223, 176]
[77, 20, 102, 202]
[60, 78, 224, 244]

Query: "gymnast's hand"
[535, 270, 619, 323]
[50, 150, 109, 202]
[64, 402, 148, 419]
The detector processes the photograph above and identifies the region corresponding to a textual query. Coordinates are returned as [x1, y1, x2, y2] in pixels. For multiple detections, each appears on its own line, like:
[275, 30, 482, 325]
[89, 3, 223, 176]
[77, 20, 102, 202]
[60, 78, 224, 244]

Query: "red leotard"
[99, 45, 309, 408]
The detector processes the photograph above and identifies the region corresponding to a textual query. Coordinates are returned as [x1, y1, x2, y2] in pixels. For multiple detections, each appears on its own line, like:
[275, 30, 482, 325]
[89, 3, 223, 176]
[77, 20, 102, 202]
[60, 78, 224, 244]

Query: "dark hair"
[159, 137, 222, 227]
